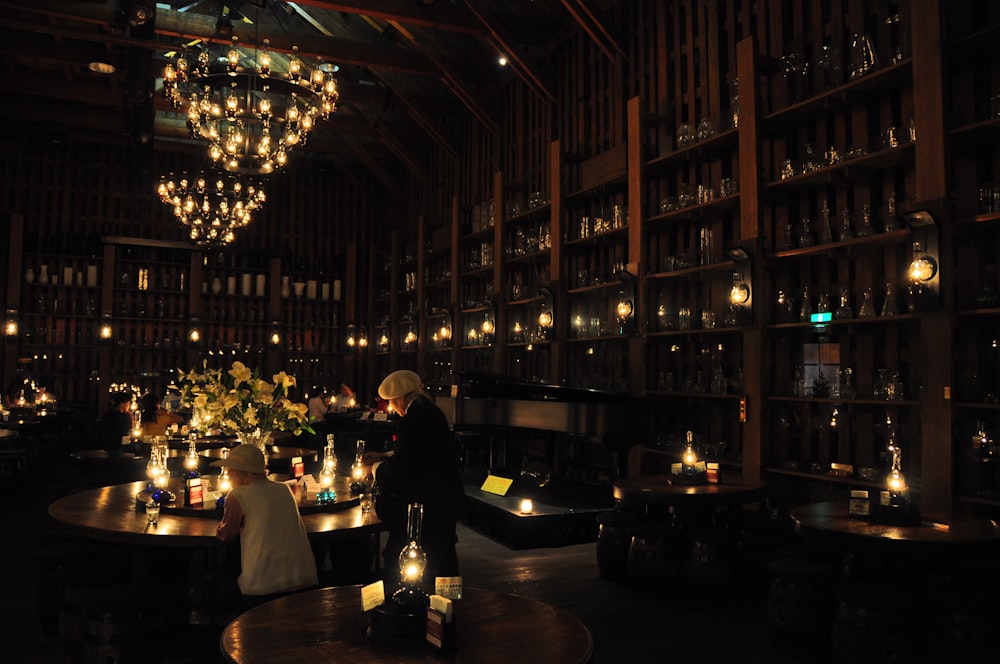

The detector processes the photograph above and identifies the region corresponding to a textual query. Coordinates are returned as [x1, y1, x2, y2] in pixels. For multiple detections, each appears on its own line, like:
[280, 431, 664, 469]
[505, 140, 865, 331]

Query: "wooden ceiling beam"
[345, 136, 402, 197]
[560, 0, 626, 61]
[380, 18, 499, 134]
[461, 1, 555, 103]
[353, 106, 426, 180]
[289, 0, 485, 36]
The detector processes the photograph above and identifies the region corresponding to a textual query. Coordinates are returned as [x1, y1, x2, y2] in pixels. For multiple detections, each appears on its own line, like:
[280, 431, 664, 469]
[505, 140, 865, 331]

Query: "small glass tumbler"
[359, 492, 372, 513]
[146, 501, 160, 525]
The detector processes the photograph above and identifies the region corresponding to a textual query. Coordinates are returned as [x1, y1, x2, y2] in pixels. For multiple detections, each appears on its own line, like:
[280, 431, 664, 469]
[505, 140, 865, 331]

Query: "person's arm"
[216, 494, 245, 542]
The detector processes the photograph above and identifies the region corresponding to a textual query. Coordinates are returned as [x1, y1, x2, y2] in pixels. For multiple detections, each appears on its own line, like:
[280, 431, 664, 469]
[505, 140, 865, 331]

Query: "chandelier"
[157, 172, 267, 246]
[162, 34, 340, 175]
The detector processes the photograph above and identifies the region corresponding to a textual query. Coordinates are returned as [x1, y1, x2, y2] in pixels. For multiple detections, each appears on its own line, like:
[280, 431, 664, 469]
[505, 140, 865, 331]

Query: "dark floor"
[1, 448, 993, 663]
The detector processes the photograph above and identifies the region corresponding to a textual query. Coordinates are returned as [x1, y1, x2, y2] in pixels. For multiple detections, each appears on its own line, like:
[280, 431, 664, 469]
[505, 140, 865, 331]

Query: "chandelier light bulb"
[163, 34, 340, 175]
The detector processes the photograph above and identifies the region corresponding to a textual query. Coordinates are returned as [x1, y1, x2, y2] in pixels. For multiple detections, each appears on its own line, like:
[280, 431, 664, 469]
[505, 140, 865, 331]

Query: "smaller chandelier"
[157, 172, 267, 246]
[162, 36, 340, 175]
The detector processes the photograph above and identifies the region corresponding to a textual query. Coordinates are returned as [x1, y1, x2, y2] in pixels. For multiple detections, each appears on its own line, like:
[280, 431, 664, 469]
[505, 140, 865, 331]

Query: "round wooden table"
[613, 475, 768, 509]
[790, 501, 1000, 548]
[0, 427, 18, 442]
[220, 585, 594, 664]
[49, 476, 381, 547]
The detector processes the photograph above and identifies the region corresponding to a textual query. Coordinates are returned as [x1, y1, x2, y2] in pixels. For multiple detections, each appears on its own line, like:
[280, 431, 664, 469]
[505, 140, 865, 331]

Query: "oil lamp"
[217, 448, 232, 493]
[318, 433, 337, 502]
[183, 437, 201, 478]
[520, 498, 534, 513]
[393, 503, 429, 608]
[350, 439, 368, 493]
[682, 430, 698, 468]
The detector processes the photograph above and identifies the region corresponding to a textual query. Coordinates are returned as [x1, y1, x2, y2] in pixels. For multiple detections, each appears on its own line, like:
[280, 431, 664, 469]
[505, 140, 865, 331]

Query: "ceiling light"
[162, 34, 340, 175]
[157, 171, 267, 246]
[498, 55, 508, 66]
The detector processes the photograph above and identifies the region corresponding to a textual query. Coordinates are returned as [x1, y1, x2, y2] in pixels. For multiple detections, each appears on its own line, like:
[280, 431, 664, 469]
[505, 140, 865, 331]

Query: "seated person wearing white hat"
[214, 444, 318, 605]
[363, 370, 466, 585]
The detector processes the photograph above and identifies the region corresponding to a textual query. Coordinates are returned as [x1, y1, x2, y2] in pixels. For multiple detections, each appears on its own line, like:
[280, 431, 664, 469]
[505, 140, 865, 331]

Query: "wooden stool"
[684, 529, 740, 586]
[830, 583, 915, 664]
[626, 522, 683, 594]
[595, 510, 647, 583]
[767, 557, 835, 646]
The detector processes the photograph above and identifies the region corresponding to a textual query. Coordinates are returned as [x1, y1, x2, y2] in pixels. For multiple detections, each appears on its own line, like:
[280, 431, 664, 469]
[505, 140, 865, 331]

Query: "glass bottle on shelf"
[817, 201, 833, 243]
[839, 368, 857, 399]
[858, 287, 877, 318]
[798, 286, 812, 321]
[838, 208, 854, 241]
[881, 281, 898, 316]
[976, 263, 998, 308]
[834, 287, 854, 319]
[776, 290, 794, 323]
[856, 203, 875, 237]
[816, 292, 831, 314]
[884, 192, 900, 232]
[797, 218, 814, 248]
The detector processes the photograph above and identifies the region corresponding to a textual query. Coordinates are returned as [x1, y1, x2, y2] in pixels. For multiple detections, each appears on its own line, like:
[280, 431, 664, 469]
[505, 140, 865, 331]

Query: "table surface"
[790, 501, 1000, 545]
[220, 585, 594, 664]
[613, 474, 768, 508]
[49, 476, 381, 547]
[0, 427, 18, 441]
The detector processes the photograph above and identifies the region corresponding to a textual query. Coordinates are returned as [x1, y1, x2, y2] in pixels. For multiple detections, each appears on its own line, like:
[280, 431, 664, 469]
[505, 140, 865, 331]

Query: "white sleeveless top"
[229, 479, 318, 596]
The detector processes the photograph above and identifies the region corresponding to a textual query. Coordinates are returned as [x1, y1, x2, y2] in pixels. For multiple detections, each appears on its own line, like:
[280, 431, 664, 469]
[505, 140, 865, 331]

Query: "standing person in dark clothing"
[98, 391, 133, 454]
[363, 370, 465, 586]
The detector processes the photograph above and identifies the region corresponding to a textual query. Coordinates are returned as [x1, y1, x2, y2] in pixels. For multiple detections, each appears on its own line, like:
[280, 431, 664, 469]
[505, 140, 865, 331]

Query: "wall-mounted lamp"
[269, 321, 282, 346]
[615, 270, 637, 333]
[433, 310, 452, 349]
[377, 326, 391, 353]
[4, 309, 18, 337]
[537, 287, 554, 337]
[908, 241, 938, 282]
[358, 326, 369, 349]
[188, 318, 203, 346]
[403, 325, 417, 350]
[729, 272, 751, 305]
[99, 314, 114, 343]
[346, 323, 357, 348]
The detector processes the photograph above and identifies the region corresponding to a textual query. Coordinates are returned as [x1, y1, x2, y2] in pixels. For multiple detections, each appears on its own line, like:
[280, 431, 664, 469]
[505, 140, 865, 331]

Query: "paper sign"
[291, 456, 304, 479]
[186, 477, 203, 507]
[361, 580, 385, 612]
[480, 475, 513, 496]
[374, 412, 388, 421]
[434, 576, 463, 600]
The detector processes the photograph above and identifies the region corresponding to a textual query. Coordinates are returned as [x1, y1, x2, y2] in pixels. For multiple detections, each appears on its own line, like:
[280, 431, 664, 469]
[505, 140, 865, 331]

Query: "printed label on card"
[291, 456, 304, 479]
[480, 475, 513, 496]
[435, 576, 463, 600]
[361, 580, 385, 612]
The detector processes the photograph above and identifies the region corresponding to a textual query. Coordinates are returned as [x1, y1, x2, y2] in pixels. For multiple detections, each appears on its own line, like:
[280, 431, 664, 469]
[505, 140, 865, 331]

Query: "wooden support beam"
[291, 0, 485, 36]
[462, 0, 556, 103]
[560, 0, 626, 62]
[345, 136, 402, 197]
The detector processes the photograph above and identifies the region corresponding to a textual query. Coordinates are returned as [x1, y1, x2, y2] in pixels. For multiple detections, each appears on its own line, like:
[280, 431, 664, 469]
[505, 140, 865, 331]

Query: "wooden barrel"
[626, 523, 683, 594]
[830, 583, 914, 664]
[83, 606, 143, 664]
[767, 557, 835, 645]
[684, 530, 740, 586]
[596, 510, 646, 583]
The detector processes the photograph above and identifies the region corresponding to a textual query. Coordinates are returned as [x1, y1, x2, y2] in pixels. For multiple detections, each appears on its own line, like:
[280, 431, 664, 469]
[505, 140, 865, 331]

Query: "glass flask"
[817, 200, 834, 243]
[849, 33, 878, 79]
[884, 192, 900, 232]
[799, 286, 813, 321]
[881, 281, 898, 316]
[834, 286, 854, 319]
[839, 208, 855, 241]
[858, 287, 877, 318]
[797, 218, 815, 248]
[856, 203, 875, 237]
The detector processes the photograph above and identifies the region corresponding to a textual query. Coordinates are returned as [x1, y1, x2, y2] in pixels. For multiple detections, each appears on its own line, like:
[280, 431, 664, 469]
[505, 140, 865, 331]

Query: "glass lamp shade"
[908, 242, 937, 282]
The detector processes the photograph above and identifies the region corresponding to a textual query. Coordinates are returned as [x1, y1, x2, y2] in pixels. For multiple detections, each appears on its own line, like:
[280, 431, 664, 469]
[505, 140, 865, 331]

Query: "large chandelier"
[162, 35, 340, 175]
[157, 172, 267, 246]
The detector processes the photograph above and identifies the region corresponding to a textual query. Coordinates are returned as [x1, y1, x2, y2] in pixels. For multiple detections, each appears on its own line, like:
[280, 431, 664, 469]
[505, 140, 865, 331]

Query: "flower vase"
[237, 429, 271, 470]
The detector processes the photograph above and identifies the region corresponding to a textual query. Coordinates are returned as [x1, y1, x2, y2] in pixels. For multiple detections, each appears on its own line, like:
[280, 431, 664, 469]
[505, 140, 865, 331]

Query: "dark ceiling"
[0, 0, 610, 188]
